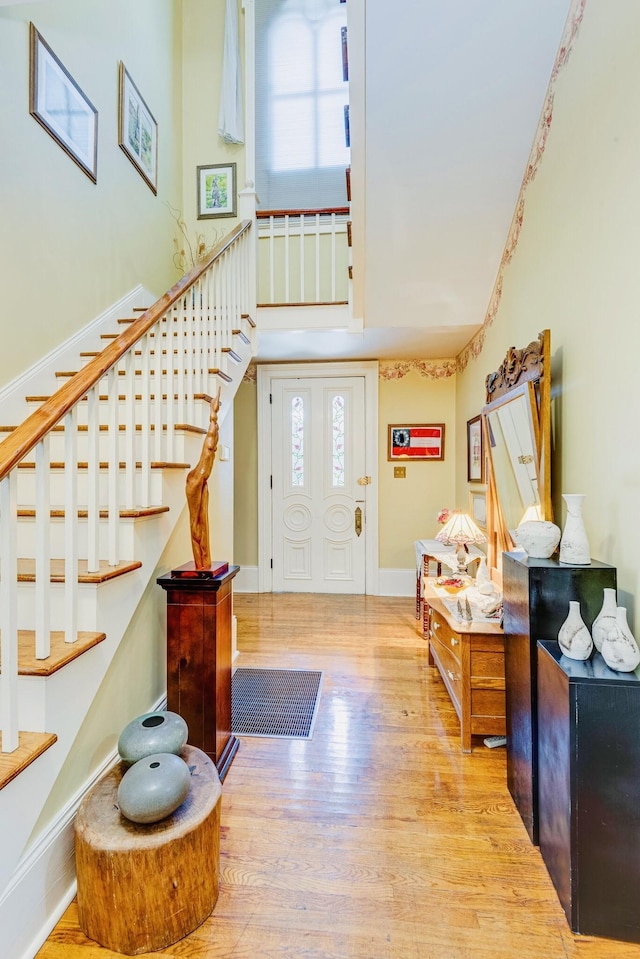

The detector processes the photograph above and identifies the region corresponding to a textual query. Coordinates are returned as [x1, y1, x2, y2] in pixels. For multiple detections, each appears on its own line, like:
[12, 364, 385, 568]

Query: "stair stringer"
[0, 370, 245, 959]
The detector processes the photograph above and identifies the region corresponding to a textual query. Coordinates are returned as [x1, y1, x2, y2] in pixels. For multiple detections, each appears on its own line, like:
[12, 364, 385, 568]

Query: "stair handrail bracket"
[0, 218, 253, 758]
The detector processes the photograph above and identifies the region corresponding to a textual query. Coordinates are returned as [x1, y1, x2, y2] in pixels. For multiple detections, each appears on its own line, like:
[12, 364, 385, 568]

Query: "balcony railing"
[257, 208, 350, 307]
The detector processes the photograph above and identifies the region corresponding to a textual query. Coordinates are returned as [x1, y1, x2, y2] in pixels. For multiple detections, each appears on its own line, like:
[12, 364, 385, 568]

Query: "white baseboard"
[377, 568, 415, 596]
[233, 566, 414, 597]
[1, 694, 166, 959]
[234, 565, 259, 592]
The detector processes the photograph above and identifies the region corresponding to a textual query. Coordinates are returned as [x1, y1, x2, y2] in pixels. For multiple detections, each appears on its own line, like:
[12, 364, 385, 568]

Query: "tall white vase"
[559, 493, 591, 565]
[600, 607, 640, 672]
[591, 587, 617, 652]
[558, 600, 593, 661]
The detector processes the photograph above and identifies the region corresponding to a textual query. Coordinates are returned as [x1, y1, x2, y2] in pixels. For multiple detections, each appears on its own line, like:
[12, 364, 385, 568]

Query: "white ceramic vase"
[514, 520, 561, 559]
[558, 600, 593, 661]
[559, 493, 591, 565]
[591, 587, 617, 653]
[600, 607, 640, 672]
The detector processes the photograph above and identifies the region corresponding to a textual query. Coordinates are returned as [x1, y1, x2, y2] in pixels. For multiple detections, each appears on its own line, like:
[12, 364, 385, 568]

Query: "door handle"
[355, 506, 362, 537]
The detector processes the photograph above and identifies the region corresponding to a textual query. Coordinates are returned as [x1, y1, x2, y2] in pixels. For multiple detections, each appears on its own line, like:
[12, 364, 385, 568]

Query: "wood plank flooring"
[37, 593, 640, 959]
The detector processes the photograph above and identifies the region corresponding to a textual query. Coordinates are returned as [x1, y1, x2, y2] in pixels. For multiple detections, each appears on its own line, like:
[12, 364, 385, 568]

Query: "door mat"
[231, 668, 323, 739]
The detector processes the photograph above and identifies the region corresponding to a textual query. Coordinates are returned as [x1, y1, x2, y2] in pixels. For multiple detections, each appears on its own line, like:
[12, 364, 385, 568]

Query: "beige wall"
[233, 365, 458, 572]
[455, 0, 640, 624]
[0, 0, 183, 389]
[378, 368, 457, 569]
[181, 0, 246, 257]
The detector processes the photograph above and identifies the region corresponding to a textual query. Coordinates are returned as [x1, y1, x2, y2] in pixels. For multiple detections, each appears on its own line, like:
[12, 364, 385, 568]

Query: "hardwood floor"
[38, 593, 640, 959]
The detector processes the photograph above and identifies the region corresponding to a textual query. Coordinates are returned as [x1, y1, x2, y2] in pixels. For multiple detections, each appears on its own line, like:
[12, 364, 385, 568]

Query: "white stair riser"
[0, 677, 46, 732]
[21, 400, 218, 434]
[17, 517, 136, 561]
[27, 430, 191, 464]
[17, 469, 172, 507]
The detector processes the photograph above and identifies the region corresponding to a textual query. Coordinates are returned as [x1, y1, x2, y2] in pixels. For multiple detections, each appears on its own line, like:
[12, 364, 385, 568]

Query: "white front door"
[270, 375, 367, 593]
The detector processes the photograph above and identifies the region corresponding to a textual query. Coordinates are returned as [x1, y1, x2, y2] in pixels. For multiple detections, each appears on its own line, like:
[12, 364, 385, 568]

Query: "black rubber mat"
[231, 667, 323, 739]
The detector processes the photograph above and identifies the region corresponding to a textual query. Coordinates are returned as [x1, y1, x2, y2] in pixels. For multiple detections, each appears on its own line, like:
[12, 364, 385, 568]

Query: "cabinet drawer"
[430, 634, 462, 711]
[430, 610, 462, 665]
[470, 649, 505, 683]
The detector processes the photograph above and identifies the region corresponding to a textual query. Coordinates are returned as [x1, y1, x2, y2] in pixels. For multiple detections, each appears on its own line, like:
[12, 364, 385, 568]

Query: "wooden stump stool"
[75, 744, 221, 955]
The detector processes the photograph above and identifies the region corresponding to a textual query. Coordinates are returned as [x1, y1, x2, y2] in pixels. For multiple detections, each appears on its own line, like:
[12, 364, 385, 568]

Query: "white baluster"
[86, 387, 100, 573]
[1, 471, 19, 751]
[164, 309, 175, 462]
[64, 407, 78, 643]
[123, 350, 135, 509]
[35, 436, 51, 659]
[107, 366, 120, 564]
[315, 213, 321, 302]
[139, 335, 151, 507]
[153, 315, 163, 461]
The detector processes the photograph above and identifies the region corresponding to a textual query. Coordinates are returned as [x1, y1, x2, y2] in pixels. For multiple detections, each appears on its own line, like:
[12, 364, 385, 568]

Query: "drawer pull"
[447, 669, 459, 682]
[450, 637, 458, 646]
[432, 621, 440, 631]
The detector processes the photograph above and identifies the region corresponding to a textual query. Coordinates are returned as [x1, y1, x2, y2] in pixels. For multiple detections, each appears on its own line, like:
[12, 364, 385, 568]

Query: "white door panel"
[271, 376, 366, 593]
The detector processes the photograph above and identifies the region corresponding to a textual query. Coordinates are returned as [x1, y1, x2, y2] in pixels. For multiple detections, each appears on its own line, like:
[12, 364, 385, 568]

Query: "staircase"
[0, 219, 254, 958]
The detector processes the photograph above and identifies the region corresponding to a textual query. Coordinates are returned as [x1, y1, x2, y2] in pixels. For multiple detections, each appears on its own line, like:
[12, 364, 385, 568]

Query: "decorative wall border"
[457, 0, 587, 373]
[379, 359, 456, 381]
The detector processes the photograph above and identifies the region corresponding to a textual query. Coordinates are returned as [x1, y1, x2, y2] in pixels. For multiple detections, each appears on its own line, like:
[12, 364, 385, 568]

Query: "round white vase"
[514, 520, 561, 559]
[558, 600, 593, 661]
[600, 607, 640, 672]
[559, 493, 591, 565]
[591, 587, 617, 653]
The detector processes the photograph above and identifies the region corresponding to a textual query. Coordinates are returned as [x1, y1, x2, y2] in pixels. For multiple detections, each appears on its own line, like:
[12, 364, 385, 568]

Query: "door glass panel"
[332, 394, 345, 487]
[291, 395, 304, 486]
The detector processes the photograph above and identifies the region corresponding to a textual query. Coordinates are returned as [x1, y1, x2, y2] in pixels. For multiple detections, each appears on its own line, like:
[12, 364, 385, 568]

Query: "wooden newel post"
[157, 563, 240, 781]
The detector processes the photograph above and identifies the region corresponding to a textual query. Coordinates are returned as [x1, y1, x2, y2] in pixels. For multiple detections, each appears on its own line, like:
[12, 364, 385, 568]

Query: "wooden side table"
[424, 580, 505, 752]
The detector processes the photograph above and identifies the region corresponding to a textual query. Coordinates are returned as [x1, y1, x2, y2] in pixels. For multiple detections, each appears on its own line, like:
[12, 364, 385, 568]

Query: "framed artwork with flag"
[387, 424, 445, 461]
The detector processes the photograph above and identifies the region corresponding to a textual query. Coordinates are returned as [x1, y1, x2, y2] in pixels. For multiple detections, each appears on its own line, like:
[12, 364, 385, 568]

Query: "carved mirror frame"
[481, 330, 551, 571]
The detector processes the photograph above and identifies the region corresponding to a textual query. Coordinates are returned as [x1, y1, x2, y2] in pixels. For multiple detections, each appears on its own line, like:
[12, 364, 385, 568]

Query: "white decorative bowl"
[514, 520, 561, 559]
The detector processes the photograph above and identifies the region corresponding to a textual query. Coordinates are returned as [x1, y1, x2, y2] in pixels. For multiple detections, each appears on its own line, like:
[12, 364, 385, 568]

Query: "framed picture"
[387, 424, 445, 462]
[29, 23, 98, 183]
[197, 163, 237, 219]
[469, 489, 487, 531]
[118, 63, 158, 194]
[467, 414, 484, 483]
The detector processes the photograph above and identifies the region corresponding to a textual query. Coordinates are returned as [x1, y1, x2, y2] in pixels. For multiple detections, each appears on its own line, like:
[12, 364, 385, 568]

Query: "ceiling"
[256, 0, 573, 364]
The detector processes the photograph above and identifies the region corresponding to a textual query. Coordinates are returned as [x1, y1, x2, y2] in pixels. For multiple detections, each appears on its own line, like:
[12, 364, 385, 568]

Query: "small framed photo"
[467, 415, 484, 483]
[469, 489, 487, 531]
[29, 23, 98, 183]
[197, 163, 237, 219]
[387, 424, 445, 462]
[118, 63, 158, 194]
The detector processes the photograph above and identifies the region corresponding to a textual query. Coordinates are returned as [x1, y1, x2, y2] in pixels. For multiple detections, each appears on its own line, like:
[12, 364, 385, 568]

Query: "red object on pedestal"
[157, 564, 239, 781]
[170, 560, 230, 579]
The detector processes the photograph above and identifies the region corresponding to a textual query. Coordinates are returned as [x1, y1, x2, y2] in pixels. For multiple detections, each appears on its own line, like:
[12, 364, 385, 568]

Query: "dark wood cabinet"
[502, 553, 616, 842]
[157, 566, 239, 781]
[537, 640, 640, 943]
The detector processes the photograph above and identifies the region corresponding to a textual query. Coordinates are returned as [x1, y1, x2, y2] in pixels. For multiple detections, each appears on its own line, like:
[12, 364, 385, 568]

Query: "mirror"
[484, 382, 541, 536]
[481, 331, 551, 568]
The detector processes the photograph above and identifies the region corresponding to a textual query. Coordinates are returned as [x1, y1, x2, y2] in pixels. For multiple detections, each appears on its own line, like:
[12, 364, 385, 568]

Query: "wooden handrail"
[256, 207, 349, 219]
[0, 220, 252, 482]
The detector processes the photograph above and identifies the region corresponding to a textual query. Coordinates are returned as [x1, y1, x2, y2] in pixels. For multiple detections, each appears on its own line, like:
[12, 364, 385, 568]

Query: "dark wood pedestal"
[538, 640, 640, 943]
[157, 565, 240, 781]
[502, 553, 616, 843]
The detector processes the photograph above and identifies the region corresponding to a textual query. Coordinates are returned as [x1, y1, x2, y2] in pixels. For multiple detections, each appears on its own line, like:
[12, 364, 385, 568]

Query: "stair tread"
[17, 460, 190, 470]
[55, 368, 232, 379]
[17, 557, 142, 584]
[0, 630, 107, 677]
[25, 393, 214, 403]
[0, 732, 58, 791]
[16, 505, 170, 519]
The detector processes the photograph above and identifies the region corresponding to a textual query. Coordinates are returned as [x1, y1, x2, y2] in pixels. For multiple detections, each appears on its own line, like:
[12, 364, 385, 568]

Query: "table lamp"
[435, 510, 487, 573]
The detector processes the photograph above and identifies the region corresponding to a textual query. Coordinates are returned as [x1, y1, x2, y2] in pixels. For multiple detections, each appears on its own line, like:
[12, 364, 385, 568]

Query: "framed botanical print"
[118, 63, 158, 194]
[467, 415, 484, 483]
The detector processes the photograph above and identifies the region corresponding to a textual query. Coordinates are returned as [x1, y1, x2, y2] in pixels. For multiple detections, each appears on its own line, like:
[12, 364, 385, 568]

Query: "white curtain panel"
[218, 0, 244, 144]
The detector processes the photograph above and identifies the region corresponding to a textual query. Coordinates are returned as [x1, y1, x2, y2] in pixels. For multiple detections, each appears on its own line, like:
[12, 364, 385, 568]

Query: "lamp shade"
[435, 510, 487, 547]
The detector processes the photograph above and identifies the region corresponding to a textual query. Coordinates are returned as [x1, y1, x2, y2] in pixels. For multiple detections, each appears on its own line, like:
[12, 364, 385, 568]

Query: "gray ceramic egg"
[118, 710, 188, 764]
[117, 752, 191, 824]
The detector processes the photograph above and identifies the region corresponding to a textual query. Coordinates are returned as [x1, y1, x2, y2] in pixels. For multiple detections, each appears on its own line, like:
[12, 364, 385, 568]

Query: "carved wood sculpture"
[186, 387, 221, 569]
